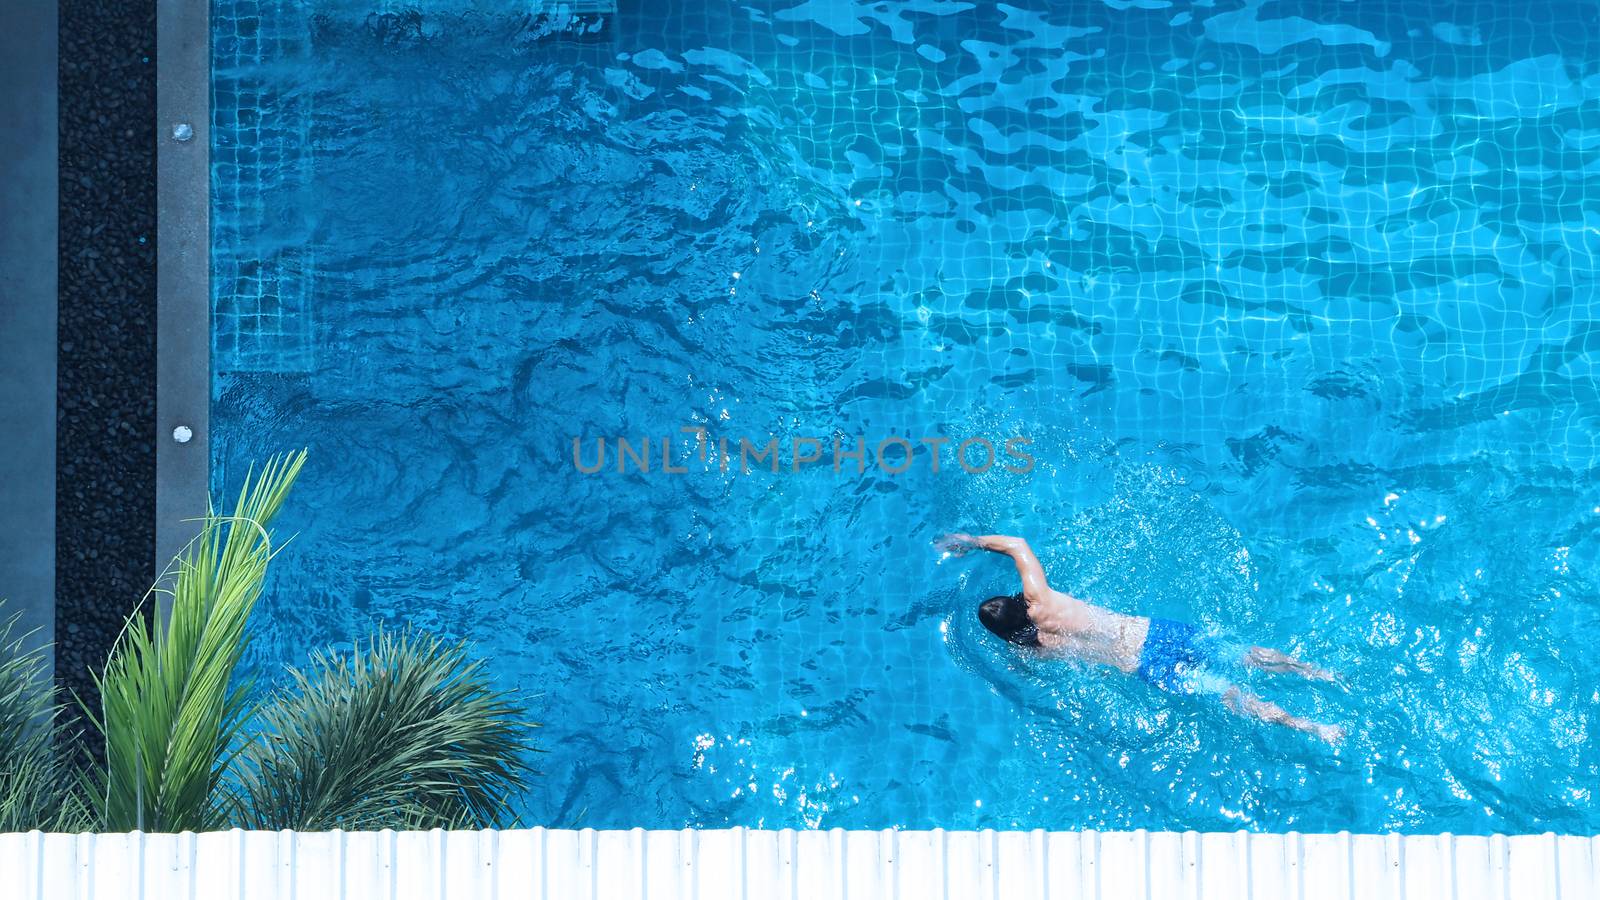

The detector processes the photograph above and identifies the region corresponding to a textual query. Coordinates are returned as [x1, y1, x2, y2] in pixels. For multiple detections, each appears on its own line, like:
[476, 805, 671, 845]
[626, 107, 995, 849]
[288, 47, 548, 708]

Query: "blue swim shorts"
[1136, 618, 1225, 693]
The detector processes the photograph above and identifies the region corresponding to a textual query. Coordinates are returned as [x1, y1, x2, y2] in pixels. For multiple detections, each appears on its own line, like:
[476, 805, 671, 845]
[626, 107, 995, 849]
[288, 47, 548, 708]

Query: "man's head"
[978, 593, 1040, 647]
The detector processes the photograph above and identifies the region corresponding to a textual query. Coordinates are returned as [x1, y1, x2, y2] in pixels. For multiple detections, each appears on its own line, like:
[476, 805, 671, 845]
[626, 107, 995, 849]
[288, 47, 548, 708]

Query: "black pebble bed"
[56, 0, 158, 725]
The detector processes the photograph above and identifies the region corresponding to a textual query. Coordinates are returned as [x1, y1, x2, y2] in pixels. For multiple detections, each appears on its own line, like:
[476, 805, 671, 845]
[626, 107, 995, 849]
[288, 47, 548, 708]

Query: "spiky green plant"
[87, 450, 307, 832]
[0, 608, 93, 832]
[232, 628, 536, 831]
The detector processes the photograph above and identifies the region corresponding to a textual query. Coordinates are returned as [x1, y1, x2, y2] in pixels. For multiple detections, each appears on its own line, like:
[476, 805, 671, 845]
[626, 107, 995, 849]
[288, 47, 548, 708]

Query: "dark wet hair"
[978, 593, 1040, 647]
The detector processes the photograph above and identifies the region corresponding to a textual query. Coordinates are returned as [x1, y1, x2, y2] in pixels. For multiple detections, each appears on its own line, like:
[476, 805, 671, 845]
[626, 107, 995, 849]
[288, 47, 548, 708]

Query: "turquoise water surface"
[211, 0, 1600, 832]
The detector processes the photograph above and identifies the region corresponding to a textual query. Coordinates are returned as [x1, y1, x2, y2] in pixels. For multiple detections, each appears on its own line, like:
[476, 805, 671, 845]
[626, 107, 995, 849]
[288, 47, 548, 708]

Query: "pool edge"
[0, 0, 58, 675]
[155, 0, 210, 600]
[3, 827, 1594, 897]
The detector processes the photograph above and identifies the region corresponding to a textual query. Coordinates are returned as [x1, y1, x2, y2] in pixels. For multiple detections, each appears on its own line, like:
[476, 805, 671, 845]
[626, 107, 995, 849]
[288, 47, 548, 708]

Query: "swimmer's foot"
[1313, 723, 1346, 745]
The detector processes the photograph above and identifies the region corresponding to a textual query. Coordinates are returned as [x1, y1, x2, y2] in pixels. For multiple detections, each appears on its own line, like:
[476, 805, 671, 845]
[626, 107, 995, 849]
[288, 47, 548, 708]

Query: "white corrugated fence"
[1, 828, 1596, 899]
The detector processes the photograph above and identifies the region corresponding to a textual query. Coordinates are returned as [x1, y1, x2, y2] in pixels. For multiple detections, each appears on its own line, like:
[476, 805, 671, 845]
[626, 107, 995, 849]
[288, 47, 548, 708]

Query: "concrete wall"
[0, 0, 58, 672]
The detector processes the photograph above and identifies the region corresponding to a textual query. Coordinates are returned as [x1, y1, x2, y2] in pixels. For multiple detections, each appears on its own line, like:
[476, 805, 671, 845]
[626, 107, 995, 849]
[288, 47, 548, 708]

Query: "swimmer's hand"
[935, 533, 980, 557]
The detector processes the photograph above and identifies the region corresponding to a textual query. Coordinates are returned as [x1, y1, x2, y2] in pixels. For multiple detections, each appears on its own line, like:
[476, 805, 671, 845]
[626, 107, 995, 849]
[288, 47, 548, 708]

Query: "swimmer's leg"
[1240, 646, 1335, 682]
[1222, 686, 1344, 745]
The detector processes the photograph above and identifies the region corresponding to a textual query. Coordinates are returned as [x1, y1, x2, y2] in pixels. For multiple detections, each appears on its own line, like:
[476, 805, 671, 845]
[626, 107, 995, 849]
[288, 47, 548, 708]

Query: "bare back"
[1028, 590, 1150, 673]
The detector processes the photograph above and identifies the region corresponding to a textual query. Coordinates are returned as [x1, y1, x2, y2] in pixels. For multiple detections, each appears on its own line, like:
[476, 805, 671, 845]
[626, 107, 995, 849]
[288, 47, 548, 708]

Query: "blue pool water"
[211, 0, 1600, 833]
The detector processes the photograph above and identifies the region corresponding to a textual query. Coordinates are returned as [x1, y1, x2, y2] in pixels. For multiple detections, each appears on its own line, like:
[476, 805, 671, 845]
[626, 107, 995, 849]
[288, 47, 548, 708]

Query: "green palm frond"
[87, 450, 307, 832]
[0, 607, 93, 832]
[233, 627, 537, 831]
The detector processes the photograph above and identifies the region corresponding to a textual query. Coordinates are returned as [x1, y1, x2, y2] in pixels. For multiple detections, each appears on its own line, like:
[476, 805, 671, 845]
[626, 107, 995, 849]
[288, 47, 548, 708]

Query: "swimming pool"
[209, 0, 1600, 834]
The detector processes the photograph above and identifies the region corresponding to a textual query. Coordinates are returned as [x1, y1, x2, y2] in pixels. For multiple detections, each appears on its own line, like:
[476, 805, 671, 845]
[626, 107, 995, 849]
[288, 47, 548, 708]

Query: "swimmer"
[937, 532, 1344, 744]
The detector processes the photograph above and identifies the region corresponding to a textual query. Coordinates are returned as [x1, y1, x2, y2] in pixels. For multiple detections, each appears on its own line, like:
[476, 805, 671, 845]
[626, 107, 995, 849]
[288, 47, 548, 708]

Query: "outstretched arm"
[937, 533, 1051, 603]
